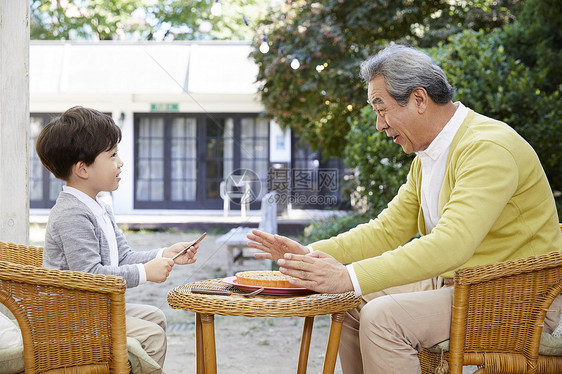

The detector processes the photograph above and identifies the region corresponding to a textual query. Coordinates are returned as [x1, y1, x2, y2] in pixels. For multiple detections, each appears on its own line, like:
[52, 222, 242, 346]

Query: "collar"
[417, 102, 468, 160]
[62, 185, 106, 218]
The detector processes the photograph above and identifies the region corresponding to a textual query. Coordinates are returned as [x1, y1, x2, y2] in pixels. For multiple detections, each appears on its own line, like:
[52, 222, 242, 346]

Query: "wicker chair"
[418, 224, 562, 374]
[0, 241, 129, 373]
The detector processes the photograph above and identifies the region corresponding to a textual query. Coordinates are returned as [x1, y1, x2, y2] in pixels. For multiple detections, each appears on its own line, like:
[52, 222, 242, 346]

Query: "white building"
[29, 40, 347, 217]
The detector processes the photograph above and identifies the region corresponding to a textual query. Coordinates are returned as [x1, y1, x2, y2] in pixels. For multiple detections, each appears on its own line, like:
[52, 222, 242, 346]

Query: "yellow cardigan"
[311, 109, 562, 295]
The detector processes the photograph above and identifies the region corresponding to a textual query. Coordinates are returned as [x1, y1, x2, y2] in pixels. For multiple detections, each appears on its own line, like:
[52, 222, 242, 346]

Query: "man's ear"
[411, 87, 428, 113]
[71, 161, 89, 180]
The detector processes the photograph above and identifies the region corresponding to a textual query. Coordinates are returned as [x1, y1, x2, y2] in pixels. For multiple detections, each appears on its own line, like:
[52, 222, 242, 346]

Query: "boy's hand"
[163, 242, 198, 265]
[145, 258, 174, 283]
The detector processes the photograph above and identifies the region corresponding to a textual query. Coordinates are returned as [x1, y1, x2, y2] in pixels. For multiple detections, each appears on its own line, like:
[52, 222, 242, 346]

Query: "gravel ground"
[29, 225, 475, 374]
[30, 226, 341, 374]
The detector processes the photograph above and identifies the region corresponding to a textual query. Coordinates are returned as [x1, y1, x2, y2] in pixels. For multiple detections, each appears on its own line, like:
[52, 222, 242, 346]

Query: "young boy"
[36, 106, 199, 370]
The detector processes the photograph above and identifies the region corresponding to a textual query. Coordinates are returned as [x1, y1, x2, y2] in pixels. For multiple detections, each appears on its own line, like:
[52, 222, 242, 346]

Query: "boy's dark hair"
[36, 106, 122, 180]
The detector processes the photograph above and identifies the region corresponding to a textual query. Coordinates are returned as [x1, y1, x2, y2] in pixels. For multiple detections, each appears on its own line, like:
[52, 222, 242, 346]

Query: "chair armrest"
[0, 260, 129, 373]
[448, 250, 562, 370]
[0, 241, 43, 267]
[454, 250, 562, 286]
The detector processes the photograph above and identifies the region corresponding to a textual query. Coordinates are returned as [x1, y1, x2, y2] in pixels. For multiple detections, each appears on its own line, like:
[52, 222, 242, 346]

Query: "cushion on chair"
[0, 346, 24, 374]
[0, 312, 24, 374]
[0, 311, 160, 374]
[539, 332, 562, 356]
[0, 313, 22, 350]
[127, 337, 162, 374]
[426, 332, 562, 356]
[427, 340, 450, 354]
[0, 337, 160, 374]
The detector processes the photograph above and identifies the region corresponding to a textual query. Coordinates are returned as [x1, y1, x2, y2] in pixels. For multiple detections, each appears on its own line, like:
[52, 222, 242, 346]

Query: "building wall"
[29, 41, 347, 216]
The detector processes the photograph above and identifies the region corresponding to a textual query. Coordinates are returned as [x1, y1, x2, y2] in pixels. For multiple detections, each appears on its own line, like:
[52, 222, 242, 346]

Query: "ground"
[29, 226, 476, 374]
[30, 227, 341, 374]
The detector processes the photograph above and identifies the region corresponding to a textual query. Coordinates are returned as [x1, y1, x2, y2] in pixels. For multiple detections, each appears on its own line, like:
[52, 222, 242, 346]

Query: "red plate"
[222, 276, 313, 296]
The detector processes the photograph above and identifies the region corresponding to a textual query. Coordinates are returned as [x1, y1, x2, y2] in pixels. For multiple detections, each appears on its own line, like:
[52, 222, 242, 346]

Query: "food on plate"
[235, 270, 299, 288]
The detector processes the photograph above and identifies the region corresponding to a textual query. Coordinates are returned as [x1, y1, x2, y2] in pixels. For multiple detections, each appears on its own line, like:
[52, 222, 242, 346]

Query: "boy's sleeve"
[111, 215, 161, 266]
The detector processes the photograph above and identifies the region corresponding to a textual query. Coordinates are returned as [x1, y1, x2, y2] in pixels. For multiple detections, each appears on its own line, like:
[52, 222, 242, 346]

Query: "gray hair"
[359, 44, 454, 106]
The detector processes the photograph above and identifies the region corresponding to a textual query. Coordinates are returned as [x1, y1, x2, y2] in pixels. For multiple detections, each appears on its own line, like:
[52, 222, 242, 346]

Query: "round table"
[167, 279, 361, 374]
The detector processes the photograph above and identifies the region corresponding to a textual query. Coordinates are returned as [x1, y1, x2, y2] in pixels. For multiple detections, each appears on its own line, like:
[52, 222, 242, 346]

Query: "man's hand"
[247, 229, 308, 262]
[144, 258, 174, 283]
[277, 251, 354, 294]
[163, 241, 198, 265]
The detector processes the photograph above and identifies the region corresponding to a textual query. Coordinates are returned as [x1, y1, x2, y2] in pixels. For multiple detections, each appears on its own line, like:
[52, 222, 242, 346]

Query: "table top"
[167, 279, 361, 317]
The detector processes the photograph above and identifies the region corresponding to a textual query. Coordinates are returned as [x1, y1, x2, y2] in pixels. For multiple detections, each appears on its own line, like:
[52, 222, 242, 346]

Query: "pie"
[235, 270, 299, 288]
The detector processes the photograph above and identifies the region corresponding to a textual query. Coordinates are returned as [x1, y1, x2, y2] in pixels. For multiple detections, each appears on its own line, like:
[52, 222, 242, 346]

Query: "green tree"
[300, 25, 562, 240]
[250, 0, 521, 158]
[344, 107, 413, 217]
[31, 0, 145, 40]
[144, 0, 265, 40]
[30, 0, 264, 41]
[430, 28, 561, 218]
[344, 26, 561, 220]
[502, 0, 562, 93]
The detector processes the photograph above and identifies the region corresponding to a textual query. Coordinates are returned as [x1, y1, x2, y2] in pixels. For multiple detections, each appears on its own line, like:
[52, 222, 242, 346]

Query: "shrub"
[306, 22, 561, 244]
[301, 212, 372, 245]
[430, 28, 561, 219]
[344, 106, 414, 218]
[341, 28, 561, 222]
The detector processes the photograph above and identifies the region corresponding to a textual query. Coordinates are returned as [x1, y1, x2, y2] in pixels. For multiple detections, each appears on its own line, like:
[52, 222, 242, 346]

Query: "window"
[30, 114, 64, 208]
[240, 117, 269, 198]
[290, 136, 350, 210]
[136, 117, 166, 202]
[171, 118, 198, 201]
[134, 113, 268, 210]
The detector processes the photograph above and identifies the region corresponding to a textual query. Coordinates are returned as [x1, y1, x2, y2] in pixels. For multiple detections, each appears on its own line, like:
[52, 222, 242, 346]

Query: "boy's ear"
[71, 161, 89, 180]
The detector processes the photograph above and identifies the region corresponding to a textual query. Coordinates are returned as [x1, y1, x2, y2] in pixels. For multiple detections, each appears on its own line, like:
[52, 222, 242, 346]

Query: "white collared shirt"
[416, 102, 467, 234]
[62, 186, 147, 284]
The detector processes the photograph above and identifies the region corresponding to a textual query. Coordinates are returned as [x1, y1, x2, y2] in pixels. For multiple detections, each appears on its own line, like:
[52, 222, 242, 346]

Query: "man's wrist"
[346, 264, 363, 297]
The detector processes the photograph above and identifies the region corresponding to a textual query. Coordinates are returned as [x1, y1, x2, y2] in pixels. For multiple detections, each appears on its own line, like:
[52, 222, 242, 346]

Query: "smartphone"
[172, 232, 207, 260]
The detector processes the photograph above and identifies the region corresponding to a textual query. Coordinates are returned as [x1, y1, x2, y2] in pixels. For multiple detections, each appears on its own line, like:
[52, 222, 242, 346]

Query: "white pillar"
[0, 0, 30, 243]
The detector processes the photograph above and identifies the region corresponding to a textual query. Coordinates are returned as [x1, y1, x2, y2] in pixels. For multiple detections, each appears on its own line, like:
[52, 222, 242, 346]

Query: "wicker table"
[167, 279, 361, 374]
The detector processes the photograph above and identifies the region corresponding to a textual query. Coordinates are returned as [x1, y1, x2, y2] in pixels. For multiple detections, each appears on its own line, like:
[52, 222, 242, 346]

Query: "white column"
[111, 94, 135, 214]
[0, 0, 30, 243]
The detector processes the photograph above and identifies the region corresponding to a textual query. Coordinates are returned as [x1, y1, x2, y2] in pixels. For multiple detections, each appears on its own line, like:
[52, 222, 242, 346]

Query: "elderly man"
[247, 45, 562, 373]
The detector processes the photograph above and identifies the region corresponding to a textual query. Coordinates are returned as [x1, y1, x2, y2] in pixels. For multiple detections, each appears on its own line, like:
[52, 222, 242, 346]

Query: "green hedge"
[343, 106, 414, 218]
[429, 28, 561, 219]
[339, 27, 561, 224]
[301, 212, 372, 245]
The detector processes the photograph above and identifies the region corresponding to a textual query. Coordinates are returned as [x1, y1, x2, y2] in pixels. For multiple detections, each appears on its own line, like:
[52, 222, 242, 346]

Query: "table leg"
[199, 313, 217, 374]
[297, 316, 314, 374]
[195, 313, 205, 373]
[322, 313, 345, 374]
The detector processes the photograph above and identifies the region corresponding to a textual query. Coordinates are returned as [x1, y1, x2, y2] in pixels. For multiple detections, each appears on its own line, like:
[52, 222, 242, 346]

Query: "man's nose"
[375, 115, 387, 132]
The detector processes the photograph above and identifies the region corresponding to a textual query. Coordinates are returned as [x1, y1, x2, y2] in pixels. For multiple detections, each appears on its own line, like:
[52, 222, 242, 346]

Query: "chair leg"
[297, 316, 314, 374]
[322, 313, 345, 374]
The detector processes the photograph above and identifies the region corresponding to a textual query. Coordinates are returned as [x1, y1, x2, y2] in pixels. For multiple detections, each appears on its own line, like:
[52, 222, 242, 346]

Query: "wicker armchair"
[0, 241, 129, 373]
[419, 239, 562, 373]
